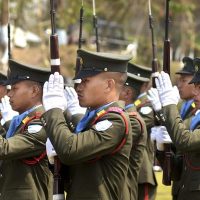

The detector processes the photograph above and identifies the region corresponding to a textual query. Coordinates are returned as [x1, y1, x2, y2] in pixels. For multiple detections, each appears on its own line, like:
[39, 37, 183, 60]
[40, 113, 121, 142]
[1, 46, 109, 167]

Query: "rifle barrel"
[49, 0, 65, 198]
[50, 0, 56, 35]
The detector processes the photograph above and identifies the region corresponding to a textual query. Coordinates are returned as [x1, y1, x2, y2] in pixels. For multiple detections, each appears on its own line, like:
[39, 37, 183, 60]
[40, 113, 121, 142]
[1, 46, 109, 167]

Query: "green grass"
[155, 171, 172, 200]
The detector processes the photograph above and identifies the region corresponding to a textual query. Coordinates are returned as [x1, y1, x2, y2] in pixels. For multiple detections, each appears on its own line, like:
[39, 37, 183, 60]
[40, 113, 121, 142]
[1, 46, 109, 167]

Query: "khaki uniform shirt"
[123, 105, 147, 200]
[0, 106, 53, 200]
[172, 100, 196, 197]
[134, 93, 157, 186]
[162, 104, 200, 200]
[41, 101, 132, 200]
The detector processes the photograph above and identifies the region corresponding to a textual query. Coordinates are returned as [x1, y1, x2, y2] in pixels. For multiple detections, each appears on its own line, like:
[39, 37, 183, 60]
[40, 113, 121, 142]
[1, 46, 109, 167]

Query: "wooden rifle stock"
[162, 144, 172, 185]
[163, 40, 170, 75]
[50, 34, 60, 74]
[50, 0, 65, 199]
[53, 156, 65, 200]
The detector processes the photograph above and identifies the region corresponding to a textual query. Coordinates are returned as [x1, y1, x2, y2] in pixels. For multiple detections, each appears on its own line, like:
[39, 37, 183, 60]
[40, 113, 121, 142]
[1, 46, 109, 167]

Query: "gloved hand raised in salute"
[0, 95, 19, 125]
[43, 72, 67, 111]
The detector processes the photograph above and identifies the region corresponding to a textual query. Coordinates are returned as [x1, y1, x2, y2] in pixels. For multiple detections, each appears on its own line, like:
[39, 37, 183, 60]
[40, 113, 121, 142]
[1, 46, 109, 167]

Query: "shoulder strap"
[88, 107, 129, 162]
[21, 112, 47, 165]
[134, 99, 150, 110]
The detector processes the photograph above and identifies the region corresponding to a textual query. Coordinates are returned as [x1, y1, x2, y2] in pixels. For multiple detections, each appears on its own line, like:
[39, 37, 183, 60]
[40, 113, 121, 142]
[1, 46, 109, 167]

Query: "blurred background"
[0, 0, 199, 79]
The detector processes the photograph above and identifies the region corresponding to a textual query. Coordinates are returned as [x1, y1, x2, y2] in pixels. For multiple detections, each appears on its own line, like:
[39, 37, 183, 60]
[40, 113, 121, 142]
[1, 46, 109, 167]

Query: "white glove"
[0, 95, 19, 125]
[64, 86, 86, 115]
[173, 85, 180, 103]
[150, 126, 158, 142]
[156, 126, 172, 151]
[46, 138, 57, 164]
[155, 71, 179, 106]
[147, 88, 162, 111]
[43, 72, 67, 111]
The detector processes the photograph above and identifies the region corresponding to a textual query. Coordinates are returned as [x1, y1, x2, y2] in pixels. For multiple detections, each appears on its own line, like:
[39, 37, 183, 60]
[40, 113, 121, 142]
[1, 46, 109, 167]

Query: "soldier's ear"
[31, 84, 42, 97]
[106, 79, 115, 93]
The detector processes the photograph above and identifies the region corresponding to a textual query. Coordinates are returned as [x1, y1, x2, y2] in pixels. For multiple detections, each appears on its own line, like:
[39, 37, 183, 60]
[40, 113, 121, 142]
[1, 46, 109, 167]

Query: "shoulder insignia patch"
[192, 102, 196, 108]
[95, 120, 112, 131]
[22, 116, 30, 124]
[139, 106, 152, 115]
[134, 99, 141, 107]
[27, 124, 42, 134]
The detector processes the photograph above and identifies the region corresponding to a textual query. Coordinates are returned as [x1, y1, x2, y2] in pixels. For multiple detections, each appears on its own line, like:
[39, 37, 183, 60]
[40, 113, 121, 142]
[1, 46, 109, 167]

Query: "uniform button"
[0, 174, 2, 178]
[182, 185, 184, 189]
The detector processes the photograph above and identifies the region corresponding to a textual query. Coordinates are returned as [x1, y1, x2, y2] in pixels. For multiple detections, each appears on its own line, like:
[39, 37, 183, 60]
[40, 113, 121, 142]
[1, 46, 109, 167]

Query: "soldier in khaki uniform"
[148, 58, 200, 200]
[127, 63, 157, 200]
[42, 49, 133, 200]
[153, 57, 197, 200]
[119, 71, 147, 200]
[0, 60, 53, 200]
[172, 56, 196, 199]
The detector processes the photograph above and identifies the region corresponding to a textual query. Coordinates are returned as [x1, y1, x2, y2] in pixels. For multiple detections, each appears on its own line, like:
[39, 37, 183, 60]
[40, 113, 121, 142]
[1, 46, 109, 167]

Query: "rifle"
[92, 0, 100, 52]
[50, 0, 65, 199]
[148, 0, 162, 172]
[75, 0, 84, 77]
[148, 0, 158, 88]
[50, 0, 60, 74]
[162, 0, 172, 186]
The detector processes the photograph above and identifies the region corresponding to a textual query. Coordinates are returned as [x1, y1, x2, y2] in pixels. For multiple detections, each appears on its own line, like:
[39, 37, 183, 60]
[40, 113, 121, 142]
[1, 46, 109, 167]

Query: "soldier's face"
[76, 73, 110, 109]
[119, 86, 135, 105]
[0, 85, 7, 101]
[177, 75, 195, 100]
[193, 84, 200, 109]
[8, 81, 34, 113]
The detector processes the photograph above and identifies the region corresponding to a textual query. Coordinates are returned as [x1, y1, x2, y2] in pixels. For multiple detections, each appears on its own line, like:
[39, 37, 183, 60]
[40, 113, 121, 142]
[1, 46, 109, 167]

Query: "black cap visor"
[73, 69, 101, 80]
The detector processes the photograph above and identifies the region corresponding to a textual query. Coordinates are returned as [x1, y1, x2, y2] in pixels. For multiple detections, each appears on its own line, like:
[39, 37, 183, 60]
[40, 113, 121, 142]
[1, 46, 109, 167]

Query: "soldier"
[119, 71, 147, 200]
[148, 57, 200, 200]
[172, 56, 196, 199]
[127, 62, 157, 200]
[0, 60, 53, 200]
[41, 49, 133, 200]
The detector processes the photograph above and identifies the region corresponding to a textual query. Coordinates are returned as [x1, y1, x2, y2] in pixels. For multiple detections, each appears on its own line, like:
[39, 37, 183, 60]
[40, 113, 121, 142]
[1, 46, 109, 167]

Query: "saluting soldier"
[0, 60, 53, 200]
[148, 58, 200, 200]
[127, 62, 157, 200]
[41, 49, 133, 200]
[172, 56, 196, 199]
[119, 70, 147, 200]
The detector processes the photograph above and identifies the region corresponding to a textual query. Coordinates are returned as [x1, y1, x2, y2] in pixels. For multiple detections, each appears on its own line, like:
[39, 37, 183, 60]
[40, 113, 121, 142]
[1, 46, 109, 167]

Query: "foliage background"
[1, 0, 200, 77]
